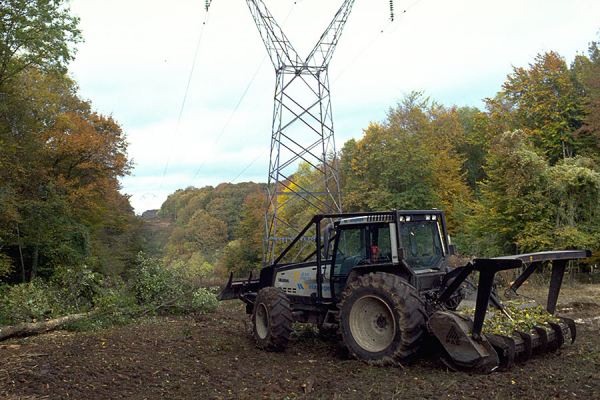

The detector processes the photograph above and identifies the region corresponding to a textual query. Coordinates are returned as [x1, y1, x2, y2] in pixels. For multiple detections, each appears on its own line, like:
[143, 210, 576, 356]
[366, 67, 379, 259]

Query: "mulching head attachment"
[430, 250, 590, 372]
[428, 311, 499, 373]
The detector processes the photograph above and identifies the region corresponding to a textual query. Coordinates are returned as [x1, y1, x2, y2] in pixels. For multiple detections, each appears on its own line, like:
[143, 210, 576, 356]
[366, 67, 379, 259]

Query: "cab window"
[400, 221, 443, 270]
[333, 224, 393, 277]
[334, 227, 366, 277]
[370, 224, 392, 262]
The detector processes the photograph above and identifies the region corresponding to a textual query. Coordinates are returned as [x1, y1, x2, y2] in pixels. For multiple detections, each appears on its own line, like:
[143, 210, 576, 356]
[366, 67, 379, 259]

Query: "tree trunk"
[16, 223, 26, 283]
[30, 245, 38, 281]
[0, 313, 89, 341]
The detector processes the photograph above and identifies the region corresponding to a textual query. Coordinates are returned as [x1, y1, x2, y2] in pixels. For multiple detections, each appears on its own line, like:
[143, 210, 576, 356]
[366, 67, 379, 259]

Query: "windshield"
[400, 221, 444, 270]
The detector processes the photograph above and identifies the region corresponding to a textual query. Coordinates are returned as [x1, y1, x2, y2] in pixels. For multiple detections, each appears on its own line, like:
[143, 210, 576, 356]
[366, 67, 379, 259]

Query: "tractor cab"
[330, 210, 454, 297]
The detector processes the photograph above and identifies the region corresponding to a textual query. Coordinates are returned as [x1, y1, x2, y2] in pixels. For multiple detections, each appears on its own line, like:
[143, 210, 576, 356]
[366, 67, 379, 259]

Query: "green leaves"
[459, 299, 559, 338]
[0, 0, 82, 87]
[341, 92, 471, 234]
[488, 52, 586, 164]
[161, 183, 267, 277]
[463, 130, 600, 259]
[130, 253, 219, 315]
[131, 254, 182, 307]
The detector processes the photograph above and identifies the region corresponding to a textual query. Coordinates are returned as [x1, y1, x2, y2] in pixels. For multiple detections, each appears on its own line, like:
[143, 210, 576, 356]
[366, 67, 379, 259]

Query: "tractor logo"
[445, 326, 461, 346]
[294, 271, 300, 281]
[297, 283, 305, 290]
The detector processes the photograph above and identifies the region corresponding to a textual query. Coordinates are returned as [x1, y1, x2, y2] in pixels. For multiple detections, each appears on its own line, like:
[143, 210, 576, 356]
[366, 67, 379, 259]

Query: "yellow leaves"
[458, 299, 559, 338]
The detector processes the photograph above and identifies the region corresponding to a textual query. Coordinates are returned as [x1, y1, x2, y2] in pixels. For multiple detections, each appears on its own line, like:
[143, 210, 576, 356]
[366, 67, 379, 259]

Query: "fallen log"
[0, 313, 90, 341]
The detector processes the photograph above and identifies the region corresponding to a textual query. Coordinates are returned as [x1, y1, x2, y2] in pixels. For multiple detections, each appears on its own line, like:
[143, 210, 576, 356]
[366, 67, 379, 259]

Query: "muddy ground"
[0, 284, 598, 400]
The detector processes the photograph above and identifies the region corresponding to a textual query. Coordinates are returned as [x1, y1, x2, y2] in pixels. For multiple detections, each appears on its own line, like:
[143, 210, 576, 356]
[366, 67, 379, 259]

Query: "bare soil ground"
[0, 284, 598, 400]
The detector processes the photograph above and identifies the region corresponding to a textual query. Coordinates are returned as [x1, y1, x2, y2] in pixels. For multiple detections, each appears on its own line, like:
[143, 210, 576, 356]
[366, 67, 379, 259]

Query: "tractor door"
[330, 222, 394, 296]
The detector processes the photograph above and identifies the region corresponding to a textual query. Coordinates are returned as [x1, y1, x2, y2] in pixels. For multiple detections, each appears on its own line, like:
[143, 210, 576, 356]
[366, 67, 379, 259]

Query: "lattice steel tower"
[245, 0, 355, 265]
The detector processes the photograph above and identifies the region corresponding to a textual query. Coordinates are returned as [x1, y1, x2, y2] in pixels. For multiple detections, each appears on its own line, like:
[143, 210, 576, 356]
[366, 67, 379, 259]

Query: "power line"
[332, 1, 424, 85]
[188, 2, 299, 188]
[331, 19, 393, 86]
[201, 1, 424, 187]
[230, 147, 268, 183]
[188, 54, 267, 188]
[157, 7, 212, 196]
[389, 0, 422, 33]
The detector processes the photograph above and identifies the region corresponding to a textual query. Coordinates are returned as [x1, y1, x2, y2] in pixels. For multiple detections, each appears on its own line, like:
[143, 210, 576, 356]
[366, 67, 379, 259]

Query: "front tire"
[252, 287, 293, 352]
[338, 272, 426, 366]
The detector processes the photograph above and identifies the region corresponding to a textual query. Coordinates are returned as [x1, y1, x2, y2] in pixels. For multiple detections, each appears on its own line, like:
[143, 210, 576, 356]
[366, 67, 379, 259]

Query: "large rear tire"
[338, 272, 426, 366]
[252, 287, 293, 352]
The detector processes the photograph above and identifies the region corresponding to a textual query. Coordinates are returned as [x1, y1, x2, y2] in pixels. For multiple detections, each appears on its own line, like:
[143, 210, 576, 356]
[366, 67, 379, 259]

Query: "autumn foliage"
[0, 1, 138, 282]
[1, 0, 599, 294]
[335, 45, 600, 265]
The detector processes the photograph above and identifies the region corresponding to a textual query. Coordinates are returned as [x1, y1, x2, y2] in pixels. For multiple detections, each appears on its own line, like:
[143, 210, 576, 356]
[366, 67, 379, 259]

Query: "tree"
[43, 110, 131, 224]
[341, 92, 471, 233]
[17, 185, 89, 280]
[161, 182, 267, 275]
[275, 160, 337, 234]
[462, 130, 600, 261]
[0, 66, 138, 281]
[489, 51, 586, 163]
[519, 156, 600, 260]
[0, 1, 142, 283]
[0, 0, 82, 87]
[572, 37, 600, 164]
[463, 130, 550, 256]
[0, 185, 17, 277]
[222, 192, 265, 276]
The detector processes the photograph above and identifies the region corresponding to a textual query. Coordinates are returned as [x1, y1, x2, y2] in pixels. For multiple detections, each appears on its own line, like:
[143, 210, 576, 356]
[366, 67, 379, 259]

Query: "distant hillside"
[139, 210, 174, 258]
[157, 182, 268, 276]
[141, 209, 160, 219]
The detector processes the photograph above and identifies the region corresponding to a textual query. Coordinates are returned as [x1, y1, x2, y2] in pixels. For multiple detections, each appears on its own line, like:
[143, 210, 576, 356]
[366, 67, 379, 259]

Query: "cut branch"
[0, 313, 90, 342]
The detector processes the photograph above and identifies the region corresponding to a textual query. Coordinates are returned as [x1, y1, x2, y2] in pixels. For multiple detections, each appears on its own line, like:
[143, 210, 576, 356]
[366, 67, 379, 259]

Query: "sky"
[67, 0, 600, 214]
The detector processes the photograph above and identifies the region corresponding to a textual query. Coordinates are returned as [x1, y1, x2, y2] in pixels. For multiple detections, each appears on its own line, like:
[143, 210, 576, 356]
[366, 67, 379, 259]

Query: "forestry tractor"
[218, 210, 590, 372]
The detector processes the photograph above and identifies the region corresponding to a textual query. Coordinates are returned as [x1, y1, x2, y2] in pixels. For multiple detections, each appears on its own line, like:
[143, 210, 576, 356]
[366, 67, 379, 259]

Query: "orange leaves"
[41, 111, 131, 218]
[45, 111, 130, 180]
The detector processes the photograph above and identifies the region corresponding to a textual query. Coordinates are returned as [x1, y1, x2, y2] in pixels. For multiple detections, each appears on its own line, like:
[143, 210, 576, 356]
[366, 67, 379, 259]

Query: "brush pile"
[458, 298, 560, 338]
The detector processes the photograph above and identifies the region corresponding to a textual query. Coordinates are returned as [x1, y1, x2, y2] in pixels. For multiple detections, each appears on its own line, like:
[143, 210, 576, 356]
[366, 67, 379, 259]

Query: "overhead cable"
[157, 6, 212, 196]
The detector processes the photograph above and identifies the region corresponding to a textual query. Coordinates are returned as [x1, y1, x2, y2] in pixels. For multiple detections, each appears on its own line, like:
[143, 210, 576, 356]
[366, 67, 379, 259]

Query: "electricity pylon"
[246, 0, 355, 265]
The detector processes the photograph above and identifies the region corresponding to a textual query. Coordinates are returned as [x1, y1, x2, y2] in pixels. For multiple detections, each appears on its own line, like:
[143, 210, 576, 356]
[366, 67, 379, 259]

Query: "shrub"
[50, 264, 102, 312]
[130, 253, 183, 307]
[190, 287, 219, 314]
[0, 255, 222, 332]
[131, 253, 221, 315]
[67, 280, 141, 331]
[0, 278, 59, 324]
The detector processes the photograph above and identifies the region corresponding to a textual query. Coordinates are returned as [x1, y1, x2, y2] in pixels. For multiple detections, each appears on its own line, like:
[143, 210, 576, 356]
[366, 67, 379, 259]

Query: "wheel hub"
[376, 314, 388, 329]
